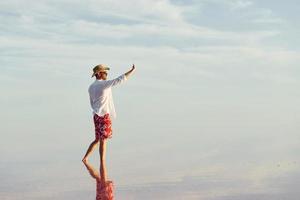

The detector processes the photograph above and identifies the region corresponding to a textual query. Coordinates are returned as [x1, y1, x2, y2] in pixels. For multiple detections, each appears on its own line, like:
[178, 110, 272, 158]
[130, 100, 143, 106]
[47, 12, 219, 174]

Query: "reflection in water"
[83, 161, 114, 200]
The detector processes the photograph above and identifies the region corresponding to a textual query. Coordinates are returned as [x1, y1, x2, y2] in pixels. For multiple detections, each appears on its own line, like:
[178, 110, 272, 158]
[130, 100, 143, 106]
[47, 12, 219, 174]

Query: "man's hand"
[125, 64, 136, 78]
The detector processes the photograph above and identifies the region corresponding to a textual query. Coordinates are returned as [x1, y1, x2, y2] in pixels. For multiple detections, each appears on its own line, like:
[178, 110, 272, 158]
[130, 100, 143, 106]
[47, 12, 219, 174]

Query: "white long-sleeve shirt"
[88, 74, 127, 119]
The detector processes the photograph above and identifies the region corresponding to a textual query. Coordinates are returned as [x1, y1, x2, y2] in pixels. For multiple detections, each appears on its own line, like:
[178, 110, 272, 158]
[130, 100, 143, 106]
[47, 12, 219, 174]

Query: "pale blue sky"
[1, 1, 300, 199]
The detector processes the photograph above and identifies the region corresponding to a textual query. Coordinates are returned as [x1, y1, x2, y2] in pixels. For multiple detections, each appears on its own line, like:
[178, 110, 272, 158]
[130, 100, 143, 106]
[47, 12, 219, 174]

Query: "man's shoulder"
[88, 80, 106, 90]
[88, 81, 96, 90]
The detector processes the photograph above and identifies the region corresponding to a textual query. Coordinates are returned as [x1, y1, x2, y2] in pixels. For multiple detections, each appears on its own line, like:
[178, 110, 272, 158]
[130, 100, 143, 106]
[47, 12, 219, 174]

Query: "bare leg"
[99, 139, 107, 181]
[99, 139, 106, 165]
[82, 139, 99, 162]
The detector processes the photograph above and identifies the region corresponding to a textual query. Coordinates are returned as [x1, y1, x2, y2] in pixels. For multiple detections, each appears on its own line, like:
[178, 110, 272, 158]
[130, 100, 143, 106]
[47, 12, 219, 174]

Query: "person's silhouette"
[83, 160, 114, 200]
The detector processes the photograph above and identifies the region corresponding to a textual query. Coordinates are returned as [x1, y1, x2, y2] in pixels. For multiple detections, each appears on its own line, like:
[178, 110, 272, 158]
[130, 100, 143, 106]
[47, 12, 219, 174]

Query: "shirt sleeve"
[103, 74, 127, 88]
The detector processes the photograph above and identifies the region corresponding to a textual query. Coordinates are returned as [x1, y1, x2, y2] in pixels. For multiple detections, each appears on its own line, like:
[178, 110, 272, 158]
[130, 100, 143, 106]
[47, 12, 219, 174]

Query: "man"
[82, 64, 135, 164]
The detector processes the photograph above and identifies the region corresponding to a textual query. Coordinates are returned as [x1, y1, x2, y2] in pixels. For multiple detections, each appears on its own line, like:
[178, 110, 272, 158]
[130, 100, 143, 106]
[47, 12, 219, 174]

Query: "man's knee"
[93, 139, 100, 144]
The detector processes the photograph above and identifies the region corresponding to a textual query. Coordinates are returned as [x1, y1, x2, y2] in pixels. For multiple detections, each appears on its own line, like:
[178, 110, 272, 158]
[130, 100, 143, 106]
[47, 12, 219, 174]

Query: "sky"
[0, 0, 300, 199]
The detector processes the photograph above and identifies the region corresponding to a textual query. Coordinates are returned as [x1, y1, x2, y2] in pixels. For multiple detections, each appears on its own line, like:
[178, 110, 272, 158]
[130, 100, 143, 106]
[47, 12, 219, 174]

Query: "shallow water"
[1, 71, 299, 199]
[1, 146, 300, 200]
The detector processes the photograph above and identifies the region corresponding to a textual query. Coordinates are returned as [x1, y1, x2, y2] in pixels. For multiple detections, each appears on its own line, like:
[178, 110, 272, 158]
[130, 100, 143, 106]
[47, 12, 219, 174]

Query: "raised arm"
[125, 64, 135, 79]
[103, 64, 136, 88]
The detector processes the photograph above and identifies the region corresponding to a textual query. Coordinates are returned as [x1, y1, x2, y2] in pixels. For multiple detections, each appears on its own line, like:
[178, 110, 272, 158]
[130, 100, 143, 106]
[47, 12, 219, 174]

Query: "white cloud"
[248, 7, 286, 25]
[228, 0, 254, 10]
[0, 0, 286, 47]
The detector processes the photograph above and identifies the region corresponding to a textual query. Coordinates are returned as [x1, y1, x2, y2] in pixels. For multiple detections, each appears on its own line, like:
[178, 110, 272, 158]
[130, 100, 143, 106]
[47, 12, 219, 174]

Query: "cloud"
[0, 0, 287, 48]
[217, 0, 254, 10]
[231, 0, 253, 9]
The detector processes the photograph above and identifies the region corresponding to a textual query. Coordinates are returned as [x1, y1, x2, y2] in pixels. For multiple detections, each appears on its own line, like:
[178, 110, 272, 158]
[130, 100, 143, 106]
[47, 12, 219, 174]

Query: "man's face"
[99, 71, 108, 80]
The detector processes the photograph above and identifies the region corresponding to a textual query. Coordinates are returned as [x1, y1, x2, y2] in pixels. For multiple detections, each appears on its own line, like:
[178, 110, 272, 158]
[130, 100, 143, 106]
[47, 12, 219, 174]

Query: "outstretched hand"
[125, 64, 136, 78]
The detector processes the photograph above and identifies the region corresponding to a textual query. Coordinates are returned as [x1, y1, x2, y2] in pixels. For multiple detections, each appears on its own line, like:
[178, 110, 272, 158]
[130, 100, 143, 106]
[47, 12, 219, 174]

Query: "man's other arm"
[104, 64, 136, 88]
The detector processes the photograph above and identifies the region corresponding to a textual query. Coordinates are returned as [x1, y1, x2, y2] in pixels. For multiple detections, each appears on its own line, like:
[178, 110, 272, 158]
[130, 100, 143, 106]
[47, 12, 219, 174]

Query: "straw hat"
[91, 64, 110, 77]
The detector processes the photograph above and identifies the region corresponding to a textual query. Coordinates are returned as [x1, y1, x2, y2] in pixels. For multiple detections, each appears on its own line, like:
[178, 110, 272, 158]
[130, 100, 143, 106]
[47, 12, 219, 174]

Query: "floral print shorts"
[96, 180, 114, 200]
[93, 113, 112, 140]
